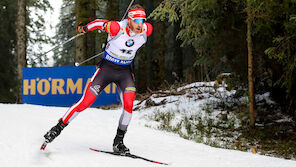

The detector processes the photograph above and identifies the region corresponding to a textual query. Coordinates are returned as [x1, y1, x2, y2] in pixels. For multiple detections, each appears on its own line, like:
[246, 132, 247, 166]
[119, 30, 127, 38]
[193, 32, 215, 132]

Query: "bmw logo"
[125, 39, 135, 47]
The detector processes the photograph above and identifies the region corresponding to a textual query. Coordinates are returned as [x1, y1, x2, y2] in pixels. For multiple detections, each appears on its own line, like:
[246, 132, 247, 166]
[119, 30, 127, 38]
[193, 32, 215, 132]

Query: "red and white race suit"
[61, 19, 153, 131]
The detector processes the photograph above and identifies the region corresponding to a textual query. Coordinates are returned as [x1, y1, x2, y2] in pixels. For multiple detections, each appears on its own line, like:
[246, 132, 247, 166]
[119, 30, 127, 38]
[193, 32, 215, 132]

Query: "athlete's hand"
[78, 23, 87, 33]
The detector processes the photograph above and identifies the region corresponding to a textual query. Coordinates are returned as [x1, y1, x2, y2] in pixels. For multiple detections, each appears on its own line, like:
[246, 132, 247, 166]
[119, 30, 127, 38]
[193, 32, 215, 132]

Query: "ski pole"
[75, 51, 104, 66]
[41, 33, 84, 57]
[75, 0, 134, 66]
[121, 0, 134, 21]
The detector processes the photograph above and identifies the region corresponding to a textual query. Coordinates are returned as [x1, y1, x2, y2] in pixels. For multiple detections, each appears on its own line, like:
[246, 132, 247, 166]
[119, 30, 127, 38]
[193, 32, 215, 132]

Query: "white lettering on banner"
[105, 55, 120, 63]
[120, 60, 132, 64]
[104, 53, 133, 65]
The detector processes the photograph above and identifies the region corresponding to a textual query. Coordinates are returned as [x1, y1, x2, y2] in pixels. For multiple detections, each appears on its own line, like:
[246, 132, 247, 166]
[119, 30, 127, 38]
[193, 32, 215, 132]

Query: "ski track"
[0, 103, 295, 167]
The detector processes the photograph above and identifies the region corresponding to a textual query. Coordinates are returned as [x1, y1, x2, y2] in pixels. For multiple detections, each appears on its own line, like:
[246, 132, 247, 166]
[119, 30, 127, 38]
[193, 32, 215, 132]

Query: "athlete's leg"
[43, 84, 97, 143]
[44, 67, 110, 143]
[113, 71, 136, 154]
[61, 68, 102, 124]
[61, 81, 97, 123]
[117, 76, 136, 131]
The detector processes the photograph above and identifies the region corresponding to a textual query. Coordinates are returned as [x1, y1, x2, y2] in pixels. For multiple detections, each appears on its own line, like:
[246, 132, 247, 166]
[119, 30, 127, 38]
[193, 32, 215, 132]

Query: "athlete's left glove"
[78, 23, 87, 33]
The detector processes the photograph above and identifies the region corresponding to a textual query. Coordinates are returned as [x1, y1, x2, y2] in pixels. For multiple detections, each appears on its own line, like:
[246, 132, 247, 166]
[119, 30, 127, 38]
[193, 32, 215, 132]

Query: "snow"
[134, 82, 241, 133]
[0, 103, 296, 167]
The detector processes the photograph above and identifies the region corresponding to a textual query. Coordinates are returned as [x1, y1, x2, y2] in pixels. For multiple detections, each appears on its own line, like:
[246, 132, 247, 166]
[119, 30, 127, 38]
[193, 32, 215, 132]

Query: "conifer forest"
[1, 0, 296, 159]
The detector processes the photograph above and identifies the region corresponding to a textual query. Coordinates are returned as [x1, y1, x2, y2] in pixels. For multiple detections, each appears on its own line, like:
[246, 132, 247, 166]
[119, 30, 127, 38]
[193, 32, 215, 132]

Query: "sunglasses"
[131, 18, 146, 24]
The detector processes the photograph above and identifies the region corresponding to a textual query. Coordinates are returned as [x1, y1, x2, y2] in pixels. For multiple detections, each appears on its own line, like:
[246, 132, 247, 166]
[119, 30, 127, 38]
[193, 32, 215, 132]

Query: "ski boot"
[44, 119, 68, 143]
[113, 128, 130, 155]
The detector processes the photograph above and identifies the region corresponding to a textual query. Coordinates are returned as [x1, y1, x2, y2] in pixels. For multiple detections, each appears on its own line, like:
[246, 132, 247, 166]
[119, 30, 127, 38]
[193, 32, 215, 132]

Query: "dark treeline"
[1, 0, 295, 119]
[0, 0, 51, 102]
[0, 0, 17, 102]
[53, 0, 197, 91]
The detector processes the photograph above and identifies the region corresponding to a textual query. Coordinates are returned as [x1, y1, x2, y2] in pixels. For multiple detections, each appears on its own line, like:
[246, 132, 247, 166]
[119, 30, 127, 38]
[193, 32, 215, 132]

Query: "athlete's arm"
[79, 19, 121, 37]
[143, 22, 153, 37]
[85, 19, 108, 31]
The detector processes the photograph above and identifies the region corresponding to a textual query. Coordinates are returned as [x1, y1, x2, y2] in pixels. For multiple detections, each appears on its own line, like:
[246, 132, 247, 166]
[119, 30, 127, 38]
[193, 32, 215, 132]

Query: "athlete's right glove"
[78, 23, 87, 33]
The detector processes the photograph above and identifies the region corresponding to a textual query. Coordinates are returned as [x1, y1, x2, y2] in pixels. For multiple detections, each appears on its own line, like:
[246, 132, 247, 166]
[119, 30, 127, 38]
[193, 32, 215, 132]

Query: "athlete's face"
[128, 18, 144, 34]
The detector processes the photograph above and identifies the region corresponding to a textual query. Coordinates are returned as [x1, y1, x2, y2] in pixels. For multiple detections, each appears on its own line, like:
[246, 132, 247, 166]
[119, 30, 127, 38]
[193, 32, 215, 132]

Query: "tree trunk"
[204, 64, 211, 82]
[86, 0, 96, 65]
[75, 0, 96, 65]
[16, 0, 27, 103]
[75, 0, 87, 64]
[246, 0, 255, 127]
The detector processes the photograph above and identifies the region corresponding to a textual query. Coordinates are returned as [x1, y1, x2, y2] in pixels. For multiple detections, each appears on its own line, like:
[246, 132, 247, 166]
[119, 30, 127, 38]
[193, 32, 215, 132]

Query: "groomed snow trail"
[0, 104, 295, 167]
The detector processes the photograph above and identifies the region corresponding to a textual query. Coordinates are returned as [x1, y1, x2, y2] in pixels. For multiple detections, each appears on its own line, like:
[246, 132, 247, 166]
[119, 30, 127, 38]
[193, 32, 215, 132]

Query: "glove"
[78, 23, 87, 33]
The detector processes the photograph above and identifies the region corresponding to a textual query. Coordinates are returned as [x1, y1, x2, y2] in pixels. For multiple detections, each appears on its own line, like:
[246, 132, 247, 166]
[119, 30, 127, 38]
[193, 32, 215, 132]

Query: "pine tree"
[264, 1, 296, 118]
[53, 0, 76, 66]
[27, 0, 53, 66]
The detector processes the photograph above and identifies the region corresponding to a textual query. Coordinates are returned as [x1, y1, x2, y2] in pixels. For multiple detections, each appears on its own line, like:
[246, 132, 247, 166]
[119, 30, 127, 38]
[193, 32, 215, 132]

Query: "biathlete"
[43, 4, 153, 154]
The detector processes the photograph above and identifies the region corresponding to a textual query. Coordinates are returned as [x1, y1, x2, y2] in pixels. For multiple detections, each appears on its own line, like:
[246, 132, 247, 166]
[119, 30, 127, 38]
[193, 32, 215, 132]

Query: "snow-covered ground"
[0, 103, 296, 167]
[134, 82, 242, 146]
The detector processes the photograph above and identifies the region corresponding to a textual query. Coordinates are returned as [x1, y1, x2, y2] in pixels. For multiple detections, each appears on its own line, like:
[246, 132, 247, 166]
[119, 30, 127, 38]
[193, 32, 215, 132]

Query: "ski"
[89, 148, 169, 165]
[40, 141, 49, 150]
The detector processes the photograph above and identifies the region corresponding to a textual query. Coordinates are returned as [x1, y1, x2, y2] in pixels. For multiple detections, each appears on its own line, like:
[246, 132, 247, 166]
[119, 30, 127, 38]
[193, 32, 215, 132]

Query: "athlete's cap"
[128, 9, 146, 19]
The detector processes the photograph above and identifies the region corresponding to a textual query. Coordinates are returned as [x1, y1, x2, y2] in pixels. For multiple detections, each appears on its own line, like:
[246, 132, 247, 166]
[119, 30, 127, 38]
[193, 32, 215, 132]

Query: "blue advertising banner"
[22, 65, 120, 107]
